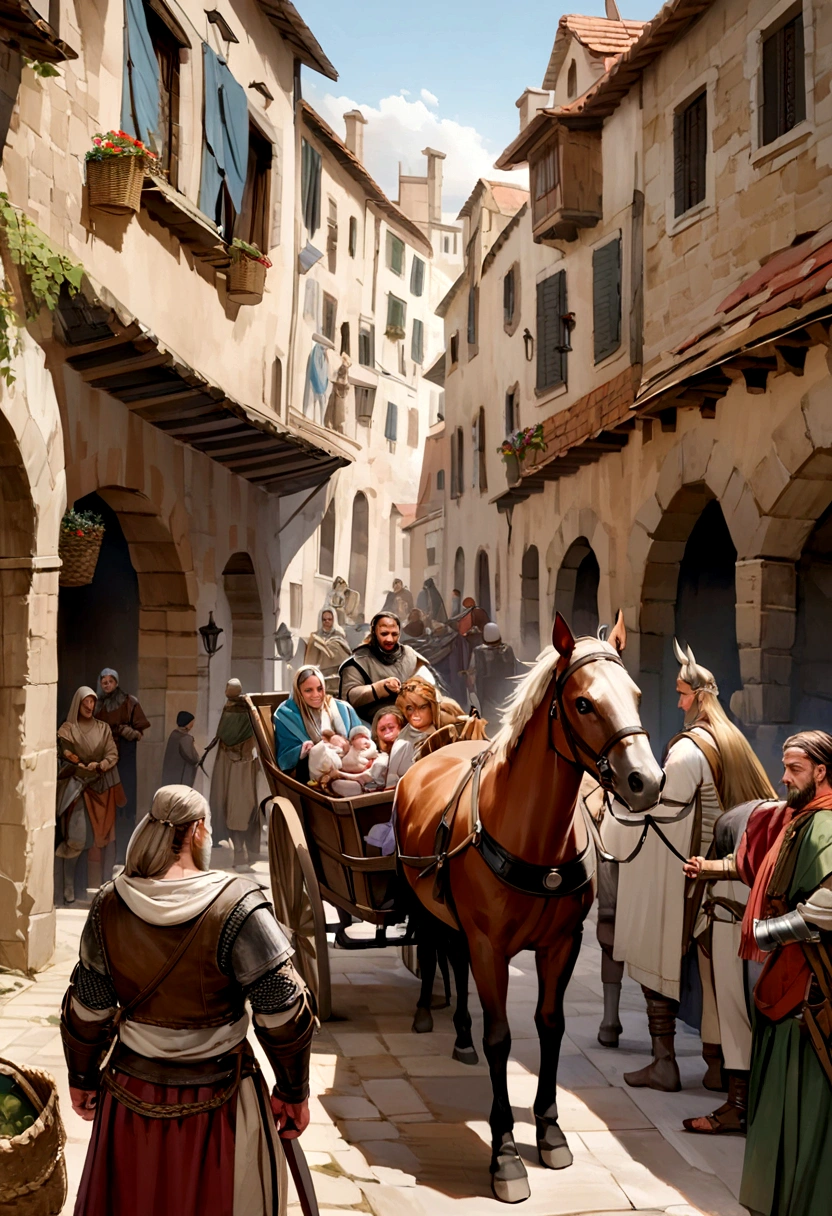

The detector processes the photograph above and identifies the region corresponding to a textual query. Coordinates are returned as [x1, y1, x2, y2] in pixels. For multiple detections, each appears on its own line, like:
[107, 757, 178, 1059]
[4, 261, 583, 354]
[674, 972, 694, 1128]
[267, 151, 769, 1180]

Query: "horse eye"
[575, 697, 593, 715]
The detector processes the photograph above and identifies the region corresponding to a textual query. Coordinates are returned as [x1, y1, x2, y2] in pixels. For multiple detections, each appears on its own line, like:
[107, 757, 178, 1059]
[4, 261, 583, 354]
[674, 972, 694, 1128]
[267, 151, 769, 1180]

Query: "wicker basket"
[227, 257, 267, 305]
[0, 1058, 67, 1215]
[86, 154, 145, 214]
[59, 525, 104, 588]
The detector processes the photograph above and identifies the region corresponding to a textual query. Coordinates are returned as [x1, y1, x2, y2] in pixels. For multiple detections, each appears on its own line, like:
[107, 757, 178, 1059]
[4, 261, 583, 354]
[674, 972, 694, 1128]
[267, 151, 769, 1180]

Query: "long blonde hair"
[292, 665, 336, 742]
[694, 691, 775, 807]
[396, 677, 463, 732]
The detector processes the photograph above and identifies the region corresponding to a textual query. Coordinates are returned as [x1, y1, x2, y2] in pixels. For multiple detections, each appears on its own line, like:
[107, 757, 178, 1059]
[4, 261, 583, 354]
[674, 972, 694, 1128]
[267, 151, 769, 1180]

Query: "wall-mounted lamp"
[199, 611, 224, 659]
[522, 327, 534, 362]
[249, 81, 274, 102]
[557, 312, 576, 354]
[205, 9, 238, 43]
[274, 622, 295, 661]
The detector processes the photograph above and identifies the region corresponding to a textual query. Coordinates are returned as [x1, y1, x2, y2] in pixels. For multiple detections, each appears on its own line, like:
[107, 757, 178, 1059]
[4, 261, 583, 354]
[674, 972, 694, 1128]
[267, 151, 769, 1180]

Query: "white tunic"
[612, 729, 721, 1000]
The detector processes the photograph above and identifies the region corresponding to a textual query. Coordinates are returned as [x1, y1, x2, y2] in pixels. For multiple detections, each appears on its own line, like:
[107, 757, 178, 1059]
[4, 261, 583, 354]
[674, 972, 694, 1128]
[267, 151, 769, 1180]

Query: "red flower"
[76, 529, 83, 536]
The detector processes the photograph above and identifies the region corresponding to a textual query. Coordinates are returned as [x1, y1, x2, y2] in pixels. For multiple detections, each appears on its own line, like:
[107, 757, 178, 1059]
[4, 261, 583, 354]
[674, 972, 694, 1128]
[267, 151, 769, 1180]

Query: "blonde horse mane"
[492, 645, 562, 763]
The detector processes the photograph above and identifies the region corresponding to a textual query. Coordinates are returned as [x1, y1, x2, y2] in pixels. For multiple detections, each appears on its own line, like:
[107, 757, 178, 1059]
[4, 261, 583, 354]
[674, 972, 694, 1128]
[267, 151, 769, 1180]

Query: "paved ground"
[0, 851, 746, 1216]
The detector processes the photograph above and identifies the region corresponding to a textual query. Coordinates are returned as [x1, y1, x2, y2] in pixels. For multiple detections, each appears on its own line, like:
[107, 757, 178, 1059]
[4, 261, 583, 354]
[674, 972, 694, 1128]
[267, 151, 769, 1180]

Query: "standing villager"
[95, 668, 151, 865]
[471, 623, 519, 725]
[56, 686, 124, 904]
[160, 711, 199, 788]
[338, 612, 434, 724]
[391, 578, 414, 621]
[416, 577, 447, 627]
[208, 679, 260, 871]
[303, 608, 351, 676]
[61, 784, 315, 1216]
[614, 641, 774, 1093]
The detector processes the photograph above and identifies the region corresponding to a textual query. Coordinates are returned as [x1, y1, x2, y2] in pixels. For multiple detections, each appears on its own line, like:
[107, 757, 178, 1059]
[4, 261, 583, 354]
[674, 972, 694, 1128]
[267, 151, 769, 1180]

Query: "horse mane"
[492, 645, 561, 763]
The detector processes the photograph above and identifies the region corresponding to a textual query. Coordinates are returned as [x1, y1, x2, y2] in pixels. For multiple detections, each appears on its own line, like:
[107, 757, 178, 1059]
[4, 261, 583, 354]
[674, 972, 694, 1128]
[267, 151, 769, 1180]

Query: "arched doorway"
[520, 545, 540, 656]
[476, 550, 492, 619]
[453, 547, 465, 599]
[222, 552, 264, 694]
[349, 491, 369, 614]
[793, 502, 832, 734]
[555, 537, 599, 638]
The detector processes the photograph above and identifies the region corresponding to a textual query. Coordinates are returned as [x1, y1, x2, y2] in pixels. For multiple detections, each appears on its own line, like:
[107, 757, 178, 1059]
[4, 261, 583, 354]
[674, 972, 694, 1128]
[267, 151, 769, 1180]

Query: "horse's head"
[550, 611, 663, 813]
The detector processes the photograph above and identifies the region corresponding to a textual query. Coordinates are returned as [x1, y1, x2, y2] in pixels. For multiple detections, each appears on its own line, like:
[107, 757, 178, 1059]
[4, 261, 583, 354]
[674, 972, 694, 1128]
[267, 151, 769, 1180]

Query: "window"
[318, 500, 335, 577]
[289, 582, 303, 629]
[504, 388, 517, 436]
[449, 332, 459, 366]
[340, 321, 350, 356]
[388, 507, 400, 571]
[761, 9, 806, 146]
[532, 140, 559, 225]
[536, 270, 567, 392]
[436, 469, 445, 491]
[322, 293, 337, 342]
[237, 122, 272, 251]
[387, 231, 405, 275]
[592, 237, 622, 363]
[467, 285, 478, 346]
[407, 407, 419, 447]
[410, 256, 425, 296]
[355, 386, 376, 424]
[358, 320, 375, 367]
[386, 294, 406, 338]
[411, 318, 424, 364]
[301, 139, 322, 237]
[326, 198, 338, 273]
[673, 91, 707, 217]
[348, 216, 358, 258]
[450, 426, 464, 498]
[454, 547, 465, 596]
[503, 267, 515, 327]
[384, 401, 398, 444]
[473, 407, 488, 493]
[567, 61, 577, 101]
[144, 3, 185, 185]
[398, 344, 406, 375]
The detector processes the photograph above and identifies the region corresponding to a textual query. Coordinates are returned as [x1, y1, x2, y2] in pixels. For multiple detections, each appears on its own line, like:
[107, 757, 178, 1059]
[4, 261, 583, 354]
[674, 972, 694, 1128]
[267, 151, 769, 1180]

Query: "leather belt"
[476, 826, 594, 898]
[111, 1040, 254, 1087]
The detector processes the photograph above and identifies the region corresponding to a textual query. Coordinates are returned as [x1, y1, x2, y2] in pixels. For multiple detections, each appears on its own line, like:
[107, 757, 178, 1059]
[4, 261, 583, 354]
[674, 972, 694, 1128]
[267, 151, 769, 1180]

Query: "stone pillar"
[731, 559, 796, 725]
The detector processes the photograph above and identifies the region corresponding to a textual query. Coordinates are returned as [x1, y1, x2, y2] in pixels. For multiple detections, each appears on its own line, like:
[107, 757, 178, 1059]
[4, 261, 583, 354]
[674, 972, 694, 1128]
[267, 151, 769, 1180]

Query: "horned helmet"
[673, 638, 719, 697]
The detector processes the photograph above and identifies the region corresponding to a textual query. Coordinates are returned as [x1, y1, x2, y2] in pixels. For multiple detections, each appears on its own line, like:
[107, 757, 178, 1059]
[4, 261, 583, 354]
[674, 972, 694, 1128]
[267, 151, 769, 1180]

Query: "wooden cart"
[244, 692, 410, 1021]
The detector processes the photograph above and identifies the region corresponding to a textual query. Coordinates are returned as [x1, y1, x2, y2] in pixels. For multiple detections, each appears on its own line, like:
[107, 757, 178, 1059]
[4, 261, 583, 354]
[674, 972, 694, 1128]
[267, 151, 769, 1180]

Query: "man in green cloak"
[206, 678, 260, 870]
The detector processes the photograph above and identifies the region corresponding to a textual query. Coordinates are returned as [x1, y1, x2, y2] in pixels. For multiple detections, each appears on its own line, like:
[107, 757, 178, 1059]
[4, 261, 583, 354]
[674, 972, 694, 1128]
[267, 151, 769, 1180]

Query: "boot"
[683, 1069, 747, 1134]
[598, 981, 623, 1048]
[63, 856, 77, 905]
[702, 1041, 727, 1092]
[231, 831, 251, 872]
[624, 989, 681, 1092]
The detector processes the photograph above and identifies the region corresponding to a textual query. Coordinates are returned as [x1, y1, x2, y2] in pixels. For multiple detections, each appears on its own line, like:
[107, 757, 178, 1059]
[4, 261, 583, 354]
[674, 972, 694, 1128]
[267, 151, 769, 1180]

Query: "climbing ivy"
[0, 193, 84, 386]
[22, 58, 61, 79]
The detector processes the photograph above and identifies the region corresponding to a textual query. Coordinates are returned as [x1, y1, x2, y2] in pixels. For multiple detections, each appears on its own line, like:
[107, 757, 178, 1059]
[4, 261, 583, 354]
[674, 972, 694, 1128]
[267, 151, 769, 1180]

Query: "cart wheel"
[267, 797, 331, 1021]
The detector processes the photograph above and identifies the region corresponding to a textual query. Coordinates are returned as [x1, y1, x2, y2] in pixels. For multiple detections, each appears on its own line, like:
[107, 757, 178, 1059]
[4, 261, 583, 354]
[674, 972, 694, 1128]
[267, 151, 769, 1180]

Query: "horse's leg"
[469, 941, 529, 1203]
[445, 928, 477, 1065]
[533, 928, 584, 1170]
[413, 926, 437, 1034]
[436, 946, 451, 1007]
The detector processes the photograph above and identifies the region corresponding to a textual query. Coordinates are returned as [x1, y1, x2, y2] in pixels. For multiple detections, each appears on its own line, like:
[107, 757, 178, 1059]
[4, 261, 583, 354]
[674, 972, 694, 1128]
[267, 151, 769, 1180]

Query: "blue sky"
[299, 1, 663, 212]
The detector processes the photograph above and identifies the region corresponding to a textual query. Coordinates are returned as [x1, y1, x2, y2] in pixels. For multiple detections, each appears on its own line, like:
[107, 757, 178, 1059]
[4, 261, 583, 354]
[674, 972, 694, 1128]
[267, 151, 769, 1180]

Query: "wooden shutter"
[467, 286, 477, 345]
[478, 407, 487, 493]
[536, 271, 566, 392]
[348, 216, 357, 257]
[673, 109, 685, 217]
[411, 257, 425, 296]
[503, 269, 515, 324]
[384, 401, 398, 443]
[688, 93, 707, 210]
[411, 318, 424, 364]
[593, 237, 622, 363]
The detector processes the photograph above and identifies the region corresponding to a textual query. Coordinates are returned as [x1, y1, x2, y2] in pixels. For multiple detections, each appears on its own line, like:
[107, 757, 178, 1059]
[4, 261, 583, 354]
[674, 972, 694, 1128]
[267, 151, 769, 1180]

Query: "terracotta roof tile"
[562, 14, 645, 54]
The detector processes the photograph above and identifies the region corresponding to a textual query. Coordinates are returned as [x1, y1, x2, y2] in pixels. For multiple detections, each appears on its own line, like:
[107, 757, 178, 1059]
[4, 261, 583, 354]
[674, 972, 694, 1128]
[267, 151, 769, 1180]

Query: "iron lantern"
[274, 622, 295, 661]
[199, 612, 224, 659]
[557, 312, 576, 354]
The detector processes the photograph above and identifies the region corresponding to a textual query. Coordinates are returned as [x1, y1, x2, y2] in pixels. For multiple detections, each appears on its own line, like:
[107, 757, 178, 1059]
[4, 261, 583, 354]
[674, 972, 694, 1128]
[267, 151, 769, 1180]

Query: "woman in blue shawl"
[274, 664, 361, 779]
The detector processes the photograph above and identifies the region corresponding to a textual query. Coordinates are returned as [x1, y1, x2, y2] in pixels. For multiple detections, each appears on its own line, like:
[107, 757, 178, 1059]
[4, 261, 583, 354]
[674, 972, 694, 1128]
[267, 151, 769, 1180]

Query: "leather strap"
[475, 828, 594, 898]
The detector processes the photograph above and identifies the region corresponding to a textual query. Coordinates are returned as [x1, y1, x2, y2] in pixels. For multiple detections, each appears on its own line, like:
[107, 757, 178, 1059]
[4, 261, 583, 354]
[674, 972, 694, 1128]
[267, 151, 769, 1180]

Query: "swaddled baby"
[329, 726, 379, 798]
[307, 729, 349, 787]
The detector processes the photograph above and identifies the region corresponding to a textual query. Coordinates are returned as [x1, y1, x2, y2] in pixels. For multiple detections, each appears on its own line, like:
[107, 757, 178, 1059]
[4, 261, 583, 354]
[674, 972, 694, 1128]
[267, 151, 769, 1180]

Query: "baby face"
[404, 697, 433, 732]
[329, 734, 349, 755]
[352, 735, 373, 754]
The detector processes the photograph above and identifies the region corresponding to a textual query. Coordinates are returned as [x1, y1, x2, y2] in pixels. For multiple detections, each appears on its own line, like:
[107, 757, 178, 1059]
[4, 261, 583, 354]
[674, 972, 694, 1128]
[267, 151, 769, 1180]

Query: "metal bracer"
[753, 908, 820, 953]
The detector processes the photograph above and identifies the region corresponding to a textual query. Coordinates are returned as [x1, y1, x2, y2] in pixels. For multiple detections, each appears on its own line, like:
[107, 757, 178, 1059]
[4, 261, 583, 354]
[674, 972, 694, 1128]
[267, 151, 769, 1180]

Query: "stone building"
[280, 113, 461, 650]
[417, 0, 832, 772]
[0, 0, 352, 968]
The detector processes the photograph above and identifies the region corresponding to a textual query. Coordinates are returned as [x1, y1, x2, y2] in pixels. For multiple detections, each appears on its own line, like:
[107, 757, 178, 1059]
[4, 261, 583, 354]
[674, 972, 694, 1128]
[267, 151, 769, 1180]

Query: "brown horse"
[396, 612, 663, 1202]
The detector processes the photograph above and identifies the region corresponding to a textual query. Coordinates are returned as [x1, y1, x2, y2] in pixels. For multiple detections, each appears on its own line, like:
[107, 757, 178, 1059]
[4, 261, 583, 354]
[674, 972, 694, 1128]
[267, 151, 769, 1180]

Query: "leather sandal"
[682, 1101, 746, 1135]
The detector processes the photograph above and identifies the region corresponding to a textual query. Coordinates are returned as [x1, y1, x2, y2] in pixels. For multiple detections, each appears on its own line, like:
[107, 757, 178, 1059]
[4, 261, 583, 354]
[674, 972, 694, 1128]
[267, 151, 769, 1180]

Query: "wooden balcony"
[530, 128, 602, 243]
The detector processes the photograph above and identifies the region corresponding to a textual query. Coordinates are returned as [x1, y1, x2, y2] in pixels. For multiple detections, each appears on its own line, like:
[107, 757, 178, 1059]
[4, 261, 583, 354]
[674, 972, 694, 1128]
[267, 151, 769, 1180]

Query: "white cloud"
[305, 83, 528, 215]
[420, 88, 439, 108]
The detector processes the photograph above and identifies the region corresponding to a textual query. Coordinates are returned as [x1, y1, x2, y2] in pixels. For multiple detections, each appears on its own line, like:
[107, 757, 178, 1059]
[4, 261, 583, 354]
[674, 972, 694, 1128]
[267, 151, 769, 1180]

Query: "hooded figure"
[416, 577, 447, 626]
[56, 686, 124, 903]
[61, 783, 315, 1216]
[303, 608, 351, 676]
[161, 711, 200, 788]
[273, 664, 360, 777]
[95, 667, 151, 865]
[207, 679, 260, 871]
[338, 611, 434, 724]
[471, 623, 518, 724]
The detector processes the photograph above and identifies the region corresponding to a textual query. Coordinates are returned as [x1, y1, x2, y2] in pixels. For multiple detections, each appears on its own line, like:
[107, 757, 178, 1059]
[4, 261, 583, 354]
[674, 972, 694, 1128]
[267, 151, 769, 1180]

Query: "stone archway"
[555, 537, 600, 638]
[222, 552, 265, 694]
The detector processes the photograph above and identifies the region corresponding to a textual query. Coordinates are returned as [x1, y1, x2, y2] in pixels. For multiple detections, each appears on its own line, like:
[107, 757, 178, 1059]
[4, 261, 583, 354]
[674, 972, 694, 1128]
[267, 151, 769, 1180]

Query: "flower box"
[227, 240, 271, 305]
[85, 131, 156, 215]
[59, 509, 104, 587]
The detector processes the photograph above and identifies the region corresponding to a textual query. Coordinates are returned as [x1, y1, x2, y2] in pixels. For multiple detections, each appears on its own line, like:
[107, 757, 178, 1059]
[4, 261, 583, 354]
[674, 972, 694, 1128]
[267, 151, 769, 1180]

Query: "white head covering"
[483, 623, 502, 644]
[96, 668, 119, 697]
[124, 785, 210, 879]
[225, 678, 243, 699]
[66, 685, 98, 723]
[673, 639, 719, 696]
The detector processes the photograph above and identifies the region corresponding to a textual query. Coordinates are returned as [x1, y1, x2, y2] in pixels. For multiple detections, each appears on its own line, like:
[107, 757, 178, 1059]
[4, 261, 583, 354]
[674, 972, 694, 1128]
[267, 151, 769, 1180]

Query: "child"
[363, 707, 405, 791]
[307, 729, 349, 787]
[330, 726, 379, 797]
[385, 678, 464, 789]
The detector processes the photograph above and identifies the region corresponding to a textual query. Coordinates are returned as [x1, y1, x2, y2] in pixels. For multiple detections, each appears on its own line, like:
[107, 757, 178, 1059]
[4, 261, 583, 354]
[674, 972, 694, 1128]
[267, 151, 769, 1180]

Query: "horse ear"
[552, 613, 576, 659]
[608, 609, 627, 654]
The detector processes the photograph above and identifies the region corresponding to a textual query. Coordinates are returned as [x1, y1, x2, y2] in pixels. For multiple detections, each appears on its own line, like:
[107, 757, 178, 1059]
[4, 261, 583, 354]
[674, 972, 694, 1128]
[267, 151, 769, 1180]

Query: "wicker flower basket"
[86, 155, 145, 214]
[59, 525, 104, 587]
[0, 1058, 67, 1215]
[227, 257, 267, 305]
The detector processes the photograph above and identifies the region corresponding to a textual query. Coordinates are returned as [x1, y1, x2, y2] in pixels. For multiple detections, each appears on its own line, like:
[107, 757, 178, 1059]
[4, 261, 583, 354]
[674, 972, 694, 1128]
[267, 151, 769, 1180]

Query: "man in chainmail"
[61, 784, 315, 1216]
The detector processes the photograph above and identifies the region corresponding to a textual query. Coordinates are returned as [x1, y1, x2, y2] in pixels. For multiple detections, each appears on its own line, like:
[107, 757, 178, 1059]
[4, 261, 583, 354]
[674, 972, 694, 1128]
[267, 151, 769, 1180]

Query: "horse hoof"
[537, 1123, 573, 1170]
[491, 1136, 529, 1203]
[452, 1044, 479, 1065]
[491, 1174, 531, 1204]
[412, 1007, 433, 1034]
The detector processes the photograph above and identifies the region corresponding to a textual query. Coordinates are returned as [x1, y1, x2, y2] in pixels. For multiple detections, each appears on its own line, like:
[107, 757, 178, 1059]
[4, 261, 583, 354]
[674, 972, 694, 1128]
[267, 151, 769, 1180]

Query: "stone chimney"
[422, 147, 446, 225]
[516, 88, 555, 131]
[344, 110, 367, 162]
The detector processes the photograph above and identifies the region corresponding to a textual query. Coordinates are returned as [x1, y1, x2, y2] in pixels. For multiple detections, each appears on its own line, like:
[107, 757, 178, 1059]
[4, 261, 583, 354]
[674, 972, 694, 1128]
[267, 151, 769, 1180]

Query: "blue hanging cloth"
[198, 43, 249, 220]
[120, 0, 160, 151]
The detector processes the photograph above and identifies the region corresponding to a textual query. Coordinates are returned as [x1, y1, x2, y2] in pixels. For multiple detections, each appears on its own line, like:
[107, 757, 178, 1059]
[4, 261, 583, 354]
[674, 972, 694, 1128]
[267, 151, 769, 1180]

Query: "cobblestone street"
[1, 852, 745, 1216]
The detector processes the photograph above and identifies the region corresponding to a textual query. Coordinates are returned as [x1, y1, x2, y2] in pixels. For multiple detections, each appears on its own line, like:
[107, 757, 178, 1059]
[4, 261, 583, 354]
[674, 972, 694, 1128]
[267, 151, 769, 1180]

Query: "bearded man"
[338, 611, 434, 724]
[614, 641, 774, 1093]
[95, 668, 151, 865]
[61, 784, 314, 1216]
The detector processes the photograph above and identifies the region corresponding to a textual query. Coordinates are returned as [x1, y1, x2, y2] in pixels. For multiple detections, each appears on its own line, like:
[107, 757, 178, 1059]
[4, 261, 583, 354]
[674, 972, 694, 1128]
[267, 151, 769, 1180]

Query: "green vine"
[22, 58, 61, 79]
[0, 193, 84, 385]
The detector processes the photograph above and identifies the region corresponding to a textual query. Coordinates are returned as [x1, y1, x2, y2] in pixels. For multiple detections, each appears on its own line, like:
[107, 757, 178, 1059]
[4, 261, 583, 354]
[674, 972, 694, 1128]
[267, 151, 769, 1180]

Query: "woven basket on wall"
[86, 155, 145, 214]
[227, 257, 267, 305]
[0, 1058, 67, 1215]
[59, 526, 104, 588]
